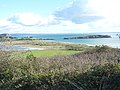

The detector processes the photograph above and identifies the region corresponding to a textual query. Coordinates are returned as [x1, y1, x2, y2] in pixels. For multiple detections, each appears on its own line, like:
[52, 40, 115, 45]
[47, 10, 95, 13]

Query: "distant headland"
[64, 35, 111, 40]
[0, 33, 54, 40]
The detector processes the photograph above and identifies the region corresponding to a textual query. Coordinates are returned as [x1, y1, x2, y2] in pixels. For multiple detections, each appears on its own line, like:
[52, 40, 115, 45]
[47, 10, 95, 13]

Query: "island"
[64, 35, 111, 40]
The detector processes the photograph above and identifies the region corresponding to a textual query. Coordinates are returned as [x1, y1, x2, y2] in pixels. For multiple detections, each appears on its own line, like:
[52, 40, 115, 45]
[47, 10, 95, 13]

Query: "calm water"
[11, 32, 120, 48]
[0, 44, 44, 51]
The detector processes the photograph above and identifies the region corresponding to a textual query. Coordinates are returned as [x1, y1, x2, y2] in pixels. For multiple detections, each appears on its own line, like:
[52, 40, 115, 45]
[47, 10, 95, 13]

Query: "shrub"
[0, 46, 120, 90]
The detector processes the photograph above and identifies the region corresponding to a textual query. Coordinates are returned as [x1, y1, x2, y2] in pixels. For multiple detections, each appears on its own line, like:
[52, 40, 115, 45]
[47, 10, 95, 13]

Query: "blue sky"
[0, 0, 120, 33]
[0, 0, 73, 18]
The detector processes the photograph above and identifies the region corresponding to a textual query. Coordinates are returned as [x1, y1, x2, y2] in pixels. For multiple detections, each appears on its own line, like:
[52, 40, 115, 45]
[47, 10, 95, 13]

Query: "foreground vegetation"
[0, 45, 120, 90]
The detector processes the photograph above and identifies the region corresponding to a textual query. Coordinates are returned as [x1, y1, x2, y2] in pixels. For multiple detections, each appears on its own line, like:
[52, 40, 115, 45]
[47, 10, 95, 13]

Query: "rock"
[64, 35, 111, 40]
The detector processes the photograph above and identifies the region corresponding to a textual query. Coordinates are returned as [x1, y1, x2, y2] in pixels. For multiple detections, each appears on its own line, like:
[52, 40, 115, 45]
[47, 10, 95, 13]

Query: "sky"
[0, 0, 120, 34]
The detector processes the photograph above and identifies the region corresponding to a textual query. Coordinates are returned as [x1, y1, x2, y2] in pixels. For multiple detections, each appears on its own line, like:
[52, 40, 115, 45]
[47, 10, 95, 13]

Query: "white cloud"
[53, 0, 120, 33]
[0, 20, 10, 27]
[7, 13, 60, 27]
[88, 0, 120, 16]
[0, 19, 24, 33]
[54, 0, 103, 24]
[0, 0, 120, 33]
[88, 0, 120, 23]
[85, 0, 120, 32]
[8, 13, 48, 26]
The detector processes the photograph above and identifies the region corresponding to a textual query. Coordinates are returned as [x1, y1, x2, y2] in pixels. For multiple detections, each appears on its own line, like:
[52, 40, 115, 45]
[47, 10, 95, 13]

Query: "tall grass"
[0, 45, 120, 90]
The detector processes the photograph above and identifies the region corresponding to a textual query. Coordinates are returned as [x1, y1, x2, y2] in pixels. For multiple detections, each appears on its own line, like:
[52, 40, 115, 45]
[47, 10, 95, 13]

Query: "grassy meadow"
[30, 50, 80, 57]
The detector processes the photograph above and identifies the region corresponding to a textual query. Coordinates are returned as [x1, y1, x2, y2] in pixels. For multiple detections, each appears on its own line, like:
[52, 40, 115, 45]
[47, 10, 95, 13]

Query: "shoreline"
[0, 44, 46, 51]
[0, 39, 118, 51]
[0, 40, 90, 51]
[0, 41, 47, 50]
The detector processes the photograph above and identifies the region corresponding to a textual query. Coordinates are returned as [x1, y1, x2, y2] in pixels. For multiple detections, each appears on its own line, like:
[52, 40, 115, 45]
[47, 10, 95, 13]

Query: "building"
[0, 33, 11, 40]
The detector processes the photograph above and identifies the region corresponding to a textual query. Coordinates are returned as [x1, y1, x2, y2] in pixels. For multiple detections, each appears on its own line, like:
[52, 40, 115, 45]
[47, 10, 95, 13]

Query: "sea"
[11, 32, 120, 48]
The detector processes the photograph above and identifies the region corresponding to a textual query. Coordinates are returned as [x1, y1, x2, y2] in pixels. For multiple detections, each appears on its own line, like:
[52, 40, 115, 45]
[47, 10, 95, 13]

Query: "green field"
[29, 50, 79, 57]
